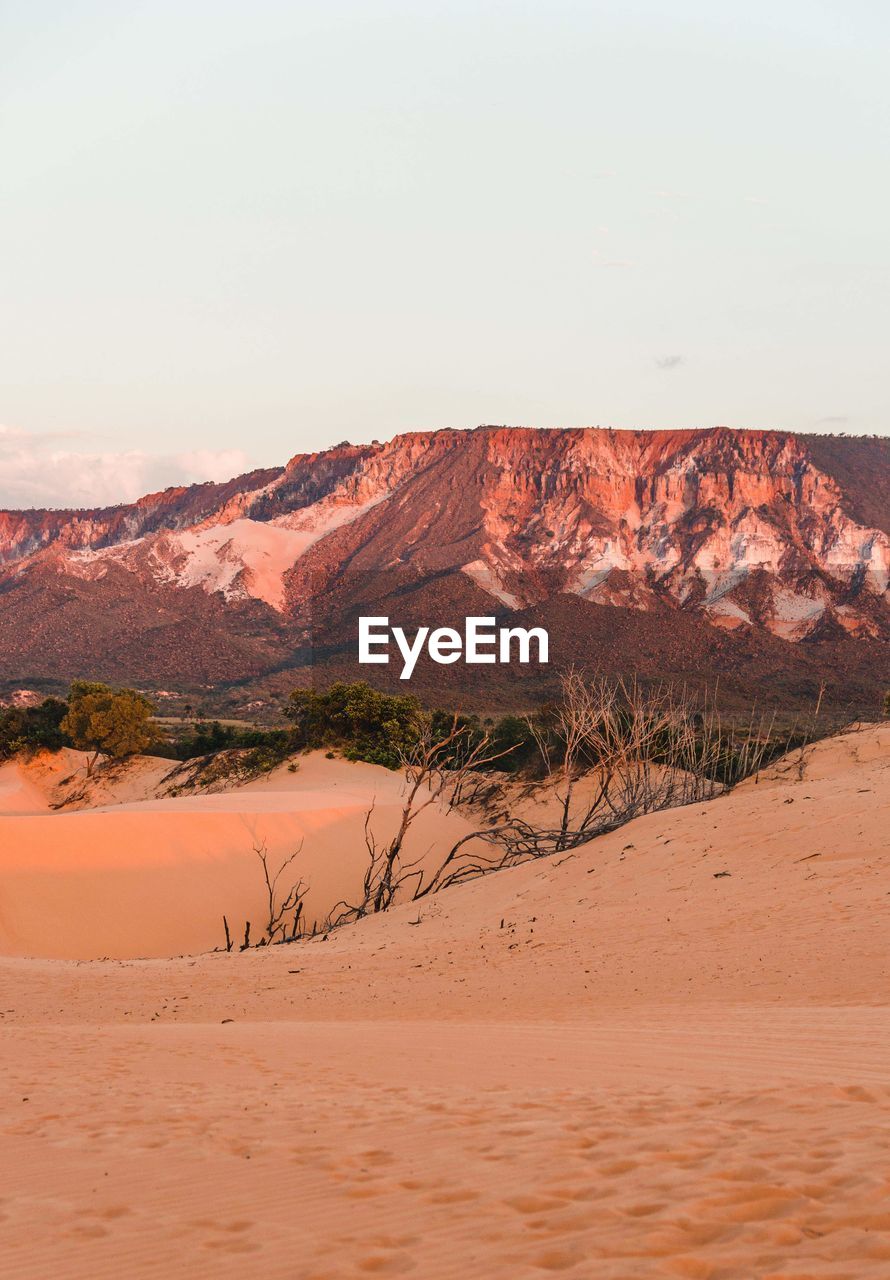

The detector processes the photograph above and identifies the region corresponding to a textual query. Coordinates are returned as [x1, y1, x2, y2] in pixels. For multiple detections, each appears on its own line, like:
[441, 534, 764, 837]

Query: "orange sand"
[0, 750, 488, 959]
[0, 725, 888, 1278]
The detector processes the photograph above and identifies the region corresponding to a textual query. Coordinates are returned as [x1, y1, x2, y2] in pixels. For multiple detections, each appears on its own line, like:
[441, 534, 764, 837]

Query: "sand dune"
[0, 750, 489, 960]
[0, 724, 888, 1278]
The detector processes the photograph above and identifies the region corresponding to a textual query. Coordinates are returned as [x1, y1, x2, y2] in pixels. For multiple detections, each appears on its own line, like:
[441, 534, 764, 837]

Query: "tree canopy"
[285, 682, 425, 769]
[60, 681, 161, 773]
[0, 698, 69, 761]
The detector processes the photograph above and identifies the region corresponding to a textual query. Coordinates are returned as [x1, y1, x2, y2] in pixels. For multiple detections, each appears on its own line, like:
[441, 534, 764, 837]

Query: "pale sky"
[1, 1, 888, 507]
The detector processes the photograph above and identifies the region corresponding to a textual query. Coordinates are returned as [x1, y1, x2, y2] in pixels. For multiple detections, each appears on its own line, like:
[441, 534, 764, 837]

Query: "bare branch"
[255, 840, 309, 943]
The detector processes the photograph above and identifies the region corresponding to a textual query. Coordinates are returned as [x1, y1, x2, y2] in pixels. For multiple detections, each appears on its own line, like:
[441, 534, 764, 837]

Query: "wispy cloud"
[0, 426, 249, 510]
[655, 355, 684, 371]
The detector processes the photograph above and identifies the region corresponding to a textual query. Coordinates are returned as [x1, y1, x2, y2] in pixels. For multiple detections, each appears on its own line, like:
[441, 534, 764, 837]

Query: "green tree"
[0, 697, 69, 761]
[285, 682, 425, 768]
[61, 681, 161, 774]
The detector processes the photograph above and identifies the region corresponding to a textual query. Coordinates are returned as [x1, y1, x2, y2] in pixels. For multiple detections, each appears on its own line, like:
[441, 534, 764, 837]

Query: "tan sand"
[0, 745, 179, 812]
[0, 751, 490, 959]
[0, 724, 888, 1278]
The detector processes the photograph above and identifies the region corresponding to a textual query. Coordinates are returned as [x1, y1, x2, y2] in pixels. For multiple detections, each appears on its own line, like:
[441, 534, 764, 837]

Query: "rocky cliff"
[1, 427, 887, 712]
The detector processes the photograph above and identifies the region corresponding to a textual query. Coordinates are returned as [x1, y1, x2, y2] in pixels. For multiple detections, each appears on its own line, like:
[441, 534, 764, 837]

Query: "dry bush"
[322, 672, 781, 928]
[323, 716, 521, 928]
[232, 673, 784, 947]
[509, 669, 777, 855]
[255, 840, 308, 944]
[223, 841, 310, 950]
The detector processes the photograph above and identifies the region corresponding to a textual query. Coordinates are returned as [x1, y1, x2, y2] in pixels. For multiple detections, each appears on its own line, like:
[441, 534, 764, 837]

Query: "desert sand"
[0, 749, 490, 960]
[0, 724, 888, 1278]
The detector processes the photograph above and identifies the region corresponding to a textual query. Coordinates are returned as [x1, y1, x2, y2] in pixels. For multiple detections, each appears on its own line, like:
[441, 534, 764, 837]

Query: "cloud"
[655, 355, 684, 371]
[0, 426, 250, 510]
[816, 415, 849, 426]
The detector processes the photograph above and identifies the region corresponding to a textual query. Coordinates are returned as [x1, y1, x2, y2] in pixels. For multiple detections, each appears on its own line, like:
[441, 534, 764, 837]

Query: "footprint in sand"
[530, 1245, 587, 1271]
[426, 1188, 481, 1205]
[503, 1194, 567, 1215]
[355, 1252, 417, 1274]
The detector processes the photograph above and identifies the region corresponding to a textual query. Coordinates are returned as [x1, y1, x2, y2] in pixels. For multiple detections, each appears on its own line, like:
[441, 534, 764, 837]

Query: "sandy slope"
[0, 751, 489, 959]
[0, 725, 888, 1279]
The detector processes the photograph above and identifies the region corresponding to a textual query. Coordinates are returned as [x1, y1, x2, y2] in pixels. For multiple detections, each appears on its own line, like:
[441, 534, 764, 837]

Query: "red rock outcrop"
[0, 427, 887, 707]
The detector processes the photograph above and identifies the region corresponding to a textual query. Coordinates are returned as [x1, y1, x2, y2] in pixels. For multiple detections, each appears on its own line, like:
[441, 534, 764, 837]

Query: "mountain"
[1, 426, 887, 717]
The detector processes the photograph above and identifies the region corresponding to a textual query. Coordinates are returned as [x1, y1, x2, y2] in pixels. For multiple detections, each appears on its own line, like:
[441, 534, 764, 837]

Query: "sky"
[1, 0, 888, 507]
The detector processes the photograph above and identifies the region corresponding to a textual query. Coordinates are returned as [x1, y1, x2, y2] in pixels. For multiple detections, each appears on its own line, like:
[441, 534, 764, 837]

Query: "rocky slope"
[1, 427, 887, 712]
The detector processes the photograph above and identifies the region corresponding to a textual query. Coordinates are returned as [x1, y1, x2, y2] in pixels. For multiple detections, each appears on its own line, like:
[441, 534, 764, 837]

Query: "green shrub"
[285, 682, 425, 769]
[0, 698, 69, 761]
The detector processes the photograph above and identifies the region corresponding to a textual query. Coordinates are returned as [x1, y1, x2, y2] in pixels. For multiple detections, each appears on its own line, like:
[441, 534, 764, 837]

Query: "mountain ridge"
[1, 426, 887, 714]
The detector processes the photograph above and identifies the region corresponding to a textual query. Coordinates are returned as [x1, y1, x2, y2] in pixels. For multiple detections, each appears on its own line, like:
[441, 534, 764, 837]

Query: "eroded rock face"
[458, 429, 890, 640]
[0, 427, 887, 689]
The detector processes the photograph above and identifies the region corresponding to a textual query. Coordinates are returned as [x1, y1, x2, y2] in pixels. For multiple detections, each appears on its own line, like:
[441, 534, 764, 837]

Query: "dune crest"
[0, 749, 489, 960]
